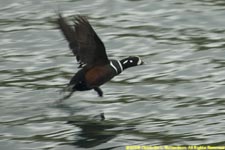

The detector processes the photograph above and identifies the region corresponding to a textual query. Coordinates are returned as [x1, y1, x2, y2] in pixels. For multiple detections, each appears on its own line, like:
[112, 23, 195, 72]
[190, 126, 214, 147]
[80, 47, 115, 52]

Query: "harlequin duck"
[57, 13, 143, 101]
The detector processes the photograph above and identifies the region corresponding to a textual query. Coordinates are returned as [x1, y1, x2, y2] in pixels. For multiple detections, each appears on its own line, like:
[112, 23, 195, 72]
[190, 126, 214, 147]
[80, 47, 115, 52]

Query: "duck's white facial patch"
[123, 60, 128, 64]
[137, 57, 142, 65]
[129, 60, 133, 63]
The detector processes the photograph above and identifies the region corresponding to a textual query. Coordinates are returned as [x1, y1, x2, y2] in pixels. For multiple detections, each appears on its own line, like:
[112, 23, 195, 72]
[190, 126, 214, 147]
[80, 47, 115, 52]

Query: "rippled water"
[1, 0, 225, 149]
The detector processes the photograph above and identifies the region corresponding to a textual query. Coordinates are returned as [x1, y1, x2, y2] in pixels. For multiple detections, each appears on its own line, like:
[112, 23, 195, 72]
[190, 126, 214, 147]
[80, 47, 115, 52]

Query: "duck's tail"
[61, 91, 74, 101]
[56, 85, 75, 103]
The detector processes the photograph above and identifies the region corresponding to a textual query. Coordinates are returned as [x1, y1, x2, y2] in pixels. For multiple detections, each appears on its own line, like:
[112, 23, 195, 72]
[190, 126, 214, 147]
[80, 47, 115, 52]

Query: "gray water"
[1, 0, 225, 149]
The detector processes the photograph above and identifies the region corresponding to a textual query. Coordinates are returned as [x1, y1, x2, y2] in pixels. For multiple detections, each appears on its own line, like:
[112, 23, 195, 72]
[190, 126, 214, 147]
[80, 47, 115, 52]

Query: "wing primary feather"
[57, 13, 109, 68]
[57, 13, 78, 55]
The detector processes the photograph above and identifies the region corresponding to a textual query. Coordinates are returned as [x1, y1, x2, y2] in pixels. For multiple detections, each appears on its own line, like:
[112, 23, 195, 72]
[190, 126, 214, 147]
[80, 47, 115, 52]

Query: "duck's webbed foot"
[93, 112, 105, 121]
[94, 87, 103, 97]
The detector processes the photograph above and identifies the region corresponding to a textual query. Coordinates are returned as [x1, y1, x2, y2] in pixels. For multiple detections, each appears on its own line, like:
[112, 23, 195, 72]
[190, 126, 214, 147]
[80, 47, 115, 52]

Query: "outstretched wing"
[57, 14, 109, 67]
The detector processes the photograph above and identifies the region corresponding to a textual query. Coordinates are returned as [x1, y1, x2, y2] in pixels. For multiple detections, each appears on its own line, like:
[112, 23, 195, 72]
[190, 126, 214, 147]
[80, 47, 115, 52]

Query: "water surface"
[1, 0, 225, 149]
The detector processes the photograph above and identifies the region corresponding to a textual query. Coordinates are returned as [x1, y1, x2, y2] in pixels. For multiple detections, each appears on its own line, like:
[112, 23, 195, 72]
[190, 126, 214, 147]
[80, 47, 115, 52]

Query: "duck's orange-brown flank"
[85, 66, 114, 87]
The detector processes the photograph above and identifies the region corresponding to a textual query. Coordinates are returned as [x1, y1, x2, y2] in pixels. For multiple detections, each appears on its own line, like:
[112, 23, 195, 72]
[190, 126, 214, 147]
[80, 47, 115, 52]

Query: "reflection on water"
[69, 118, 118, 148]
[1, 0, 225, 149]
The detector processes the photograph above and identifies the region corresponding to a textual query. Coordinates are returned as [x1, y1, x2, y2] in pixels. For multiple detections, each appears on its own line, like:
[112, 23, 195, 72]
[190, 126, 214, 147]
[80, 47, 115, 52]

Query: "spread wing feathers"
[57, 14, 109, 67]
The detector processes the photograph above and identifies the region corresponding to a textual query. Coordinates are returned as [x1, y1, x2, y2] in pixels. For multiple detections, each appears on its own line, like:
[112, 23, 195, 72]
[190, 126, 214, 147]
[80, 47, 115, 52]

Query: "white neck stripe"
[110, 61, 118, 74]
[117, 60, 123, 72]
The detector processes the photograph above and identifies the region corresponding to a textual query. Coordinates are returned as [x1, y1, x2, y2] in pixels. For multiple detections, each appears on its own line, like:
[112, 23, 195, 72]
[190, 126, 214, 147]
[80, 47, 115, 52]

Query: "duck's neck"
[110, 60, 123, 74]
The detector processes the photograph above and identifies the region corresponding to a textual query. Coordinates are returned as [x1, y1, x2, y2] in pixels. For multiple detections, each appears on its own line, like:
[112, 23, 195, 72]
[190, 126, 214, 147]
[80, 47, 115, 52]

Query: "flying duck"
[57, 13, 143, 101]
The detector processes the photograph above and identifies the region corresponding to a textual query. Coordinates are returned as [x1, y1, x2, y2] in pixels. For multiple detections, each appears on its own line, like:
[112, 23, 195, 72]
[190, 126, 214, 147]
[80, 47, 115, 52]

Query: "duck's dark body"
[57, 14, 143, 100]
[68, 59, 122, 96]
[70, 63, 115, 91]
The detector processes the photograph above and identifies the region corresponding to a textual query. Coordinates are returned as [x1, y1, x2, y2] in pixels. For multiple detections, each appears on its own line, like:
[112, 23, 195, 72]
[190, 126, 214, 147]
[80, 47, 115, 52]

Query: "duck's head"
[120, 56, 144, 70]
